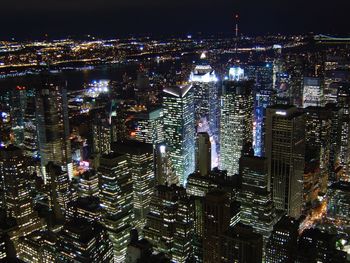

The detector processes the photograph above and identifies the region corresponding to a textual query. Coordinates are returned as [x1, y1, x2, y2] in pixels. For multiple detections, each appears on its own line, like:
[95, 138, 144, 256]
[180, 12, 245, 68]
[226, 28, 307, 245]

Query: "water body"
[0, 59, 187, 91]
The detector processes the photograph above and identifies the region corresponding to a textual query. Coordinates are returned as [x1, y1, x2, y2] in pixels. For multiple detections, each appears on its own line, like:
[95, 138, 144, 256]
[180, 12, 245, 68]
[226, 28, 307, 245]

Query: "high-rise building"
[196, 132, 211, 176]
[297, 228, 348, 263]
[265, 216, 299, 263]
[304, 106, 332, 194]
[46, 162, 71, 216]
[57, 219, 114, 263]
[239, 156, 276, 244]
[35, 78, 73, 182]
[221, 224, 263, 263]
[302, 77, 323, 108]
[92, 112, 112, 155]
[220, 79, 254, 176]
[22, 91, 38, 158]
[163, 84, 195, 185]
[66, 196, 102, 223]
[189, 56, 219, 162]
[98, 152, 133, 262]
[112, 140, 155, 231]
[143, 185, 193, 263]
[18, 230, 57, 263]
[154, 144, 178, 186]
[265, 105, 305, 218]
[254, 87, 276, 157]
[327, 181, 350, 224]
[0, 146, 42, 239]
[203, 190, 231, 263]
[134, 107, 164, 146]
[337, 85, 350, 180]
[78, 170, 99, 197]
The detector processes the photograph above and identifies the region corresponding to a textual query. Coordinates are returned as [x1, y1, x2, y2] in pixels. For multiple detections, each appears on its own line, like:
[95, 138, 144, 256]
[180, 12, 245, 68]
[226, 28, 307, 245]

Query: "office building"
[163, 84, 195, 185]
[78, 170, 99, 197]
[98, 152, 133, 263]
[239, 156, 276, 244]
[112, 140, 155, 231]
[0, 146, 42, 238]
[203, 190, 231, 263]
[265, 105, 305, 218]
[35, 78, 73, 182]
[221, 224, 263, 263]
[265, 216, 299, 263]
[220, 79, 254, 176]
[58, 219, 114, 263]
[302, 77, 323, 108]
[143, 185, 193, 263]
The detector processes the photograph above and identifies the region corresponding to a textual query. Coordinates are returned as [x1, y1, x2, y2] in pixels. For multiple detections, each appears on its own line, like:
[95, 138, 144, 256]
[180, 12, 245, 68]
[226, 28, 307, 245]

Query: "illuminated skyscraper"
[265, 105, 305, 218]
[35, 79, 73, 182]
[98, 152, 133, 263]
[78, 170, 99, 197]
[220, 79, 254, 176]
[265, 216, 299, 263]
[337, 85, 350, 180]
[189, 55, 219, 163]
[238, 156, 276, 245]
[0, 146, 42, 239]
[163, 84, 195, 185]
[134, 107, 164, 146]
[112, 141, 155, 231]
[22, 91, 38, 158]
[302, 77, 323, 108]
[143, 185, 193, 263]
[304, 106, 332, 194]
[58, 219, 114, 262]
[92, 112, 111, 155]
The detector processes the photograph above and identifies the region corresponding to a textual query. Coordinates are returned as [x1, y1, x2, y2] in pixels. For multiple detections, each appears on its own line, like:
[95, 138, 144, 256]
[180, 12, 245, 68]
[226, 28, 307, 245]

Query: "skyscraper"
[220, 79, 254, 176]
[203, 190, 230, 263]
[98, 152, 133, 262]
[143, 185, 193, 263]
[112, 140, 155, 231]
[35, 78, 73, 182]
[134, 107, 164, 146]
[58, 219, 114, 263]
[265, 105, 305, 218]
[302, 77, 324, 108]
[239, 156, 276, 245]
[92, 112, 112, 155]
[189, 55, 219, 164]
[163, 84, 195, 185]
[0, 146, 42, 239]
[265, 216, 299, 263]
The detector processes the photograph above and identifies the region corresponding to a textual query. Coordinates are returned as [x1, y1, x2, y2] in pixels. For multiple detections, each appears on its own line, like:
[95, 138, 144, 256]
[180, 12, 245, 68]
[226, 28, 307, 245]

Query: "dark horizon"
[1, 0, 350, 40]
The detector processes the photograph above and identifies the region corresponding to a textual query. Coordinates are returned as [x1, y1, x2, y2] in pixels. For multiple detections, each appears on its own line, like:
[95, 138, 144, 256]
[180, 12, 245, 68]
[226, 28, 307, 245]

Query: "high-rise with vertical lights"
[0, 146, 42, 239]
[189, 54, 219, 164]
[98, 152, 133, 263]
[92, 112, 112, 155]
[113, 140, 155, 231]
[265, 216, 299, 263]
[238, 156, 276, 245]
[220, 78, 254, 176]
[163, 84, 195, 185]
[134, 107, 164, 146]
[265, 105, 305, 218]
[35, 78, 73, 182]
[143, 185, 193, 263]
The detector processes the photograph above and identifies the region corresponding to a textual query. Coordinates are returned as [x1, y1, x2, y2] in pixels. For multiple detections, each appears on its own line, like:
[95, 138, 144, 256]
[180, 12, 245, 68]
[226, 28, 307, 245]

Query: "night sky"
[1, 0, 349, 39]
